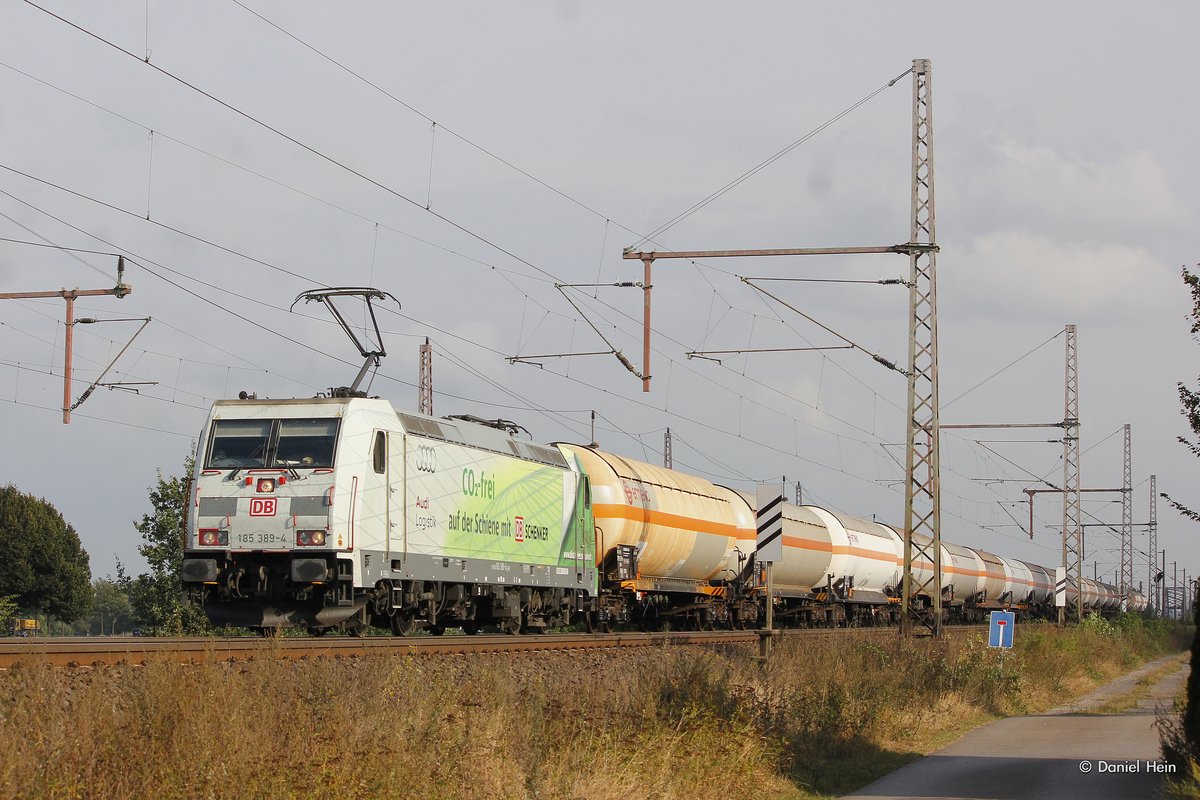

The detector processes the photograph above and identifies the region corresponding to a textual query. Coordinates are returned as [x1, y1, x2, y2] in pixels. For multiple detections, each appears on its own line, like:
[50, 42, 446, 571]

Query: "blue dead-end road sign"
[988, 610, 1015, 648]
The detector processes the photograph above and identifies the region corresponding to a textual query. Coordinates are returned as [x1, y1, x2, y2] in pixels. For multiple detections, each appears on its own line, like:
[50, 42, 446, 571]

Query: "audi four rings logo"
[415, 445, 437, 473]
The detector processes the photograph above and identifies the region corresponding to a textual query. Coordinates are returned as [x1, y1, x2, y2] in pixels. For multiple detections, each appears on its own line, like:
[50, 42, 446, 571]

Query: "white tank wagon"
[1098, 581, 1121, 612]
[901, 531, 953, 607]
[794, 509, 901, 624]
[1020, 561, 1054, 607]
[998, 556, 1034, 606]
[760, 503, 837, 601]
[558, 444, 755, 629]
[969, 548, 1010, 608]
[183, 398, 598, 635]
[1128, 590, 1148, 613]
[941, 541, 986, 612]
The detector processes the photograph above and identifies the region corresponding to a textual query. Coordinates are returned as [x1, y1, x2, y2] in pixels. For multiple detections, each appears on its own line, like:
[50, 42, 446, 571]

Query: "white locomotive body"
[183, 397, 596, 634]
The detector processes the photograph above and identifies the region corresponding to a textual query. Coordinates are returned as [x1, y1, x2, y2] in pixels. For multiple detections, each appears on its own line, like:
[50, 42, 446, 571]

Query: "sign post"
[988, 610, 1015, 649]
[756, 485, 784, 660]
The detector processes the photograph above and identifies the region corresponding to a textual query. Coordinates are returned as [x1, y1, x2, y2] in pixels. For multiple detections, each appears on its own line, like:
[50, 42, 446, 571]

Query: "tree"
[125, 456, 208, 635]
[0, 595, 16, 634]
[89, 578, 131, 635]
[0, 484, 92, 622]
[1161, 265, 1200, 784]
[1164, 265, 1200, 524]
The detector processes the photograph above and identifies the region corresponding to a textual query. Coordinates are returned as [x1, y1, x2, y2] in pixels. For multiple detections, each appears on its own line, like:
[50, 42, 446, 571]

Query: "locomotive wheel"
[428, 624, 446, 636]
[501, 616, 522, 635]
[256, 626, 281, 638]
[389, 613, 416, 637]
[462, 622, 481, 635]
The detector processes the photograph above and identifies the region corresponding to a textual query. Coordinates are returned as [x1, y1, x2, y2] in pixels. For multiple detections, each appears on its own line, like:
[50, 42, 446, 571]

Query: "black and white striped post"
[757, 485, 785, 659]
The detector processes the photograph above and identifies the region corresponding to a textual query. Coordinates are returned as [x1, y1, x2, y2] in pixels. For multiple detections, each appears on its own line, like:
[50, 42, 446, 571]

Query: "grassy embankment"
[0, 614, 1187, 800]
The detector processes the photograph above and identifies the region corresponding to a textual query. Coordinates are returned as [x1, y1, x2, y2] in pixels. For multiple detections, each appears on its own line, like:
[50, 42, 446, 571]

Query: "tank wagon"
[182, 395, 1145, 634]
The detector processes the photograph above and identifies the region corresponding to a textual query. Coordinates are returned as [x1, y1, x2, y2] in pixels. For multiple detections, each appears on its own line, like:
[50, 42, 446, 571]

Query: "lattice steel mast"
[418, 337, 433, 415]
[899, 58, 943, 638]
[1060, 324, 1082, 623]
[1120, 424, 1133, 605]
[1149, 475, 1158, 615]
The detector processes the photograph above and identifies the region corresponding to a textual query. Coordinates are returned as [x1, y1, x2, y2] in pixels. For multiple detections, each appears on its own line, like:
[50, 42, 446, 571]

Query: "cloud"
[944, 230, 1178, 321]
[949, 140, 1189, 244]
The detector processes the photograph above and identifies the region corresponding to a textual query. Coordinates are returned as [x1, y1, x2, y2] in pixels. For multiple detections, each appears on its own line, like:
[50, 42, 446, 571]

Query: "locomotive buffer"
[756, 485, 785, 659]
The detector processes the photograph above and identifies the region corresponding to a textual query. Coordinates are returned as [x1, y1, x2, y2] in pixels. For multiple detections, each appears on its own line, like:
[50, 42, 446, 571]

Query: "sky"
[1, 1, 1197, 597]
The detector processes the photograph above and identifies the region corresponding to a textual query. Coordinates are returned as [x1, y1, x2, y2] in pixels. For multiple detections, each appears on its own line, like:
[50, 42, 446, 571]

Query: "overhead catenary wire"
[630, 67, 913, 248]
[1, 18, 1031, 536]
[943, 327, 1066, 410]
[227, 0, 648, 242]
[741, 277, 907, 375]
[0, 27, 928, 448]
[0, 56, 917, 464]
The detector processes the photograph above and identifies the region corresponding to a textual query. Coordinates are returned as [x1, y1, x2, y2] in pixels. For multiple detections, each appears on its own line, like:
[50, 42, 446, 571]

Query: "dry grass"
[0, 617, 1186, 800]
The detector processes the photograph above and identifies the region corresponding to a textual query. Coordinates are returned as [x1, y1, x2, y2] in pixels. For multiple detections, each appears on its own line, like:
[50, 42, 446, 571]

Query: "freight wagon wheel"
[462, 622, 481, 635]
[501, 616, 523, 635]
[256, 626, 281, 638]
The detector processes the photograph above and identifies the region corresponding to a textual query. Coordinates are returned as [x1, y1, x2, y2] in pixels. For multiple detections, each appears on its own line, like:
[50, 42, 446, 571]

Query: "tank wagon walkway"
[843, 653, 1188, 800]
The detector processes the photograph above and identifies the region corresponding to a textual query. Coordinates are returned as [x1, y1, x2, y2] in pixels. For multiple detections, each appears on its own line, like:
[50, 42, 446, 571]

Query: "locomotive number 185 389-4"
[233, 530, 290, 548]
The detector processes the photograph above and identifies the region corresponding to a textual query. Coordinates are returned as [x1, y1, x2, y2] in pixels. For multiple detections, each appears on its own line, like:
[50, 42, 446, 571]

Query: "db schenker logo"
[514, 516, 525, 543]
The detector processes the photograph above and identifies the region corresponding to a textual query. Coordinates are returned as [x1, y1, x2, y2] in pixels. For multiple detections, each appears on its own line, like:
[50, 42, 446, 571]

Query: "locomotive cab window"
[207, 420, 272, 468]
[274, 419, 339, 468]
[206, 418, 340, 469]
[372, 431, 386, 474]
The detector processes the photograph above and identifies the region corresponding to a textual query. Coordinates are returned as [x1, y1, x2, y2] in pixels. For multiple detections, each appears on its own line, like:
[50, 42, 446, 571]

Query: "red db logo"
[250, 498, 277, 517]
[514, 516, 525, 543]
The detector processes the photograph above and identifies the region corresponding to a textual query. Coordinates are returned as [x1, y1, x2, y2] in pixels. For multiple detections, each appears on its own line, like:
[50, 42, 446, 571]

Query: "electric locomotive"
[182, 396, 598, 635]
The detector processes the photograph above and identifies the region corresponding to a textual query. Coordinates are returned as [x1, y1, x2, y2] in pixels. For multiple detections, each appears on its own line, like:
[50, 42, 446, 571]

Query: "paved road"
[843, 654, 1188, 800]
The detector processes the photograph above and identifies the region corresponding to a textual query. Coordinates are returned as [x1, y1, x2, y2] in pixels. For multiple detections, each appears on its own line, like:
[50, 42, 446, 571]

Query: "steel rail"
[0, 626, 985, 668]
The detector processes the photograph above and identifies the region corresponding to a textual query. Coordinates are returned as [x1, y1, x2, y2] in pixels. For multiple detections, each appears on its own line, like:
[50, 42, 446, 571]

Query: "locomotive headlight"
[296, 530, 327, 547]
[256, 478, 276, 493]
[198, 528, 228, 546]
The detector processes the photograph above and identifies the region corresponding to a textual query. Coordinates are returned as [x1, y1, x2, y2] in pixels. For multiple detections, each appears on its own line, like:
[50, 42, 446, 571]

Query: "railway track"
[0, 625, 986, 668]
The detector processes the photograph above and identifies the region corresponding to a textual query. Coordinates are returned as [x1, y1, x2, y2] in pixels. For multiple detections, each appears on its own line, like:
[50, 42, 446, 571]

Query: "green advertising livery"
[409, 436, 586, 569]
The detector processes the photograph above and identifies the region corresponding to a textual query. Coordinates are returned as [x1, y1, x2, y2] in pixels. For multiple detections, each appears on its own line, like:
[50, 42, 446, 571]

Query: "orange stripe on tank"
[591, 503, 755, 540]
[782, 536, 896, 564]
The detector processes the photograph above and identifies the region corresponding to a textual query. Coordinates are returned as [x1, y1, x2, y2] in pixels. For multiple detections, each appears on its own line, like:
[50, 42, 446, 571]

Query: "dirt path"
[843, 653, 1188, 800]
